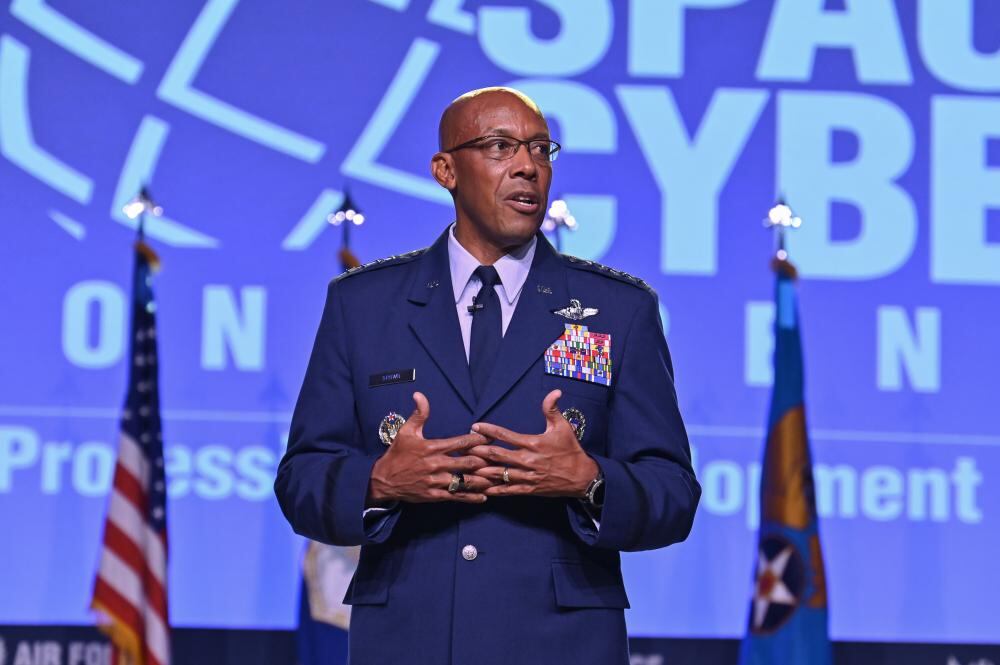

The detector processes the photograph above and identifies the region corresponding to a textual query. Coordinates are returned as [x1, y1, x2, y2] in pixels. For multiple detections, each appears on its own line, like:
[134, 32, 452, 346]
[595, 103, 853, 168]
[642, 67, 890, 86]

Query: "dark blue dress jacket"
[275, 229, 700, 665]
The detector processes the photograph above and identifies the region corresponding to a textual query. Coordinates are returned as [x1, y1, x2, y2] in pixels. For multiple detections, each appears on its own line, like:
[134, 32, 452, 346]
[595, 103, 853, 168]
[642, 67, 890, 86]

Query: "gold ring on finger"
[448, 472, 464, 493]
[502, 467, 510, 484]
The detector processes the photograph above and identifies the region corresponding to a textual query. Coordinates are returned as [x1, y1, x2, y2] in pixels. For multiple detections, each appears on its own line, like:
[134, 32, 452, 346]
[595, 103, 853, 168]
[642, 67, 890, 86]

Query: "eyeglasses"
[444, 135, 561, 163]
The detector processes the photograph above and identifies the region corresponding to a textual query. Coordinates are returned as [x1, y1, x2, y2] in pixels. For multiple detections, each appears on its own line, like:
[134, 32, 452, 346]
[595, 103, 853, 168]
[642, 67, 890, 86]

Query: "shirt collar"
[448, 223, 536, 305]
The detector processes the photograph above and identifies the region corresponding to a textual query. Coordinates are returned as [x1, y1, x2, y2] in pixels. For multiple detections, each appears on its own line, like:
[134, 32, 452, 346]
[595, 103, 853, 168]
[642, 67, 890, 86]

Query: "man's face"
[442, 93, 552, 249]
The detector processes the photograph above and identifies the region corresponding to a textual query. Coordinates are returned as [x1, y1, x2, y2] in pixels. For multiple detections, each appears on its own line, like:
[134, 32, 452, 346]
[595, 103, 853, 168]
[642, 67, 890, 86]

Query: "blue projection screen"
[1, 0, 997, 643]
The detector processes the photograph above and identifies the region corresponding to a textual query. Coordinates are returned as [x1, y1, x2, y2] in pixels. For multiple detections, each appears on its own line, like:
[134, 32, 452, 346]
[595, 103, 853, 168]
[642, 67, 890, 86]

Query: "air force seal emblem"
[378, 412, 406, 446]
[561, 407, 586, 441]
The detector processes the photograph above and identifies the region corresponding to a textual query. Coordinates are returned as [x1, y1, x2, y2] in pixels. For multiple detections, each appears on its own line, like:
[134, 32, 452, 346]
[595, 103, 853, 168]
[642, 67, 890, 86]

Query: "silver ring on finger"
[448, 472, 465, 494]
[502, 466, 510, 484]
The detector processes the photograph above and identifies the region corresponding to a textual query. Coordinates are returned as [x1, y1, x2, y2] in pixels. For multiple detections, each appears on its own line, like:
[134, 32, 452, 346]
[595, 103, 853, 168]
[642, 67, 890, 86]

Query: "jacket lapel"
[408, 229, 476, 412]
[472, 235, 568, 421]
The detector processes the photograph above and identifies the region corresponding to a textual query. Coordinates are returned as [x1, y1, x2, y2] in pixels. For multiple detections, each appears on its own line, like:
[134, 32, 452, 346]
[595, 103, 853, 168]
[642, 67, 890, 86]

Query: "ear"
[431, 152, 457, 191]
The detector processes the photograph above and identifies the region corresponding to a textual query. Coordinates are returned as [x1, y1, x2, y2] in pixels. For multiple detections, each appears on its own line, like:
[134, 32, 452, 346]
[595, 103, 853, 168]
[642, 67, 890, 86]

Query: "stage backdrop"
[1, 0, 996, 644]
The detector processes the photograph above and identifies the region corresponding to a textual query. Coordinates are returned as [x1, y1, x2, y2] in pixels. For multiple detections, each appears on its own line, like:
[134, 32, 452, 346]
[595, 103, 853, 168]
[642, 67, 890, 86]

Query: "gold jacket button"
[461, 545, 478, 561]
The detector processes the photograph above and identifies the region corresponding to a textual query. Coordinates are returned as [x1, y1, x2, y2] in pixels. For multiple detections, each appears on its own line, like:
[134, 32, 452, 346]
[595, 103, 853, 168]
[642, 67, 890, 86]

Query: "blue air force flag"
[739, 262, 833, 665]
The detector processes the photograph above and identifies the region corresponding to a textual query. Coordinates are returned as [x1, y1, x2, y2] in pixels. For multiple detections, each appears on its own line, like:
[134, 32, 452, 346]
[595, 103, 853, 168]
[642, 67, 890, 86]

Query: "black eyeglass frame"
[443, 135, 562, 163]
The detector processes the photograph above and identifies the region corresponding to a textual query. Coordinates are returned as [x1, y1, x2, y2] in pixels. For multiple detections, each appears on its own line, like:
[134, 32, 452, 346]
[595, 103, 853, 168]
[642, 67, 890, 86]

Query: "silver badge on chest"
[378, 412, 406, 446]
[552, 299, 599, 321]
[561, 407, 586, 441]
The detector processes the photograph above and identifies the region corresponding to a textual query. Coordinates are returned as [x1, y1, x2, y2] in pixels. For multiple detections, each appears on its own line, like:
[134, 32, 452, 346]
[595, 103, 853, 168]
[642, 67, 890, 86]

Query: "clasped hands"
[367, 390, 599, 506]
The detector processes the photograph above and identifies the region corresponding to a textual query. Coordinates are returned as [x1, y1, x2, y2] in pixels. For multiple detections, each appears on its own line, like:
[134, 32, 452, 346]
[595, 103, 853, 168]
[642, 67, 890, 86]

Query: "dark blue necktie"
[469, 265, 502, 401]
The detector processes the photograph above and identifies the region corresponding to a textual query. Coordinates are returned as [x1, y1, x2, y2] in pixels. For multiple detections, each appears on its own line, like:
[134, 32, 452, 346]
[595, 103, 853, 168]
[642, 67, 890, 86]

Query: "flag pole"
[764, 198, 801, 279]
[542, 197, 577, 253]
[297, 189, 368, 664]
[738, 199, 832, 665]
[328, 187, 365, 271]
[124, 185, 162, 271]
[92, 186, 170, 665]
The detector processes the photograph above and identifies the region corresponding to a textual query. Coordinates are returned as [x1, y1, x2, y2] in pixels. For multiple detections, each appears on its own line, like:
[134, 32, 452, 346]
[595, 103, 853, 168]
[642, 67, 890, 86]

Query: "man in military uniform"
[275, 87, 700, 664]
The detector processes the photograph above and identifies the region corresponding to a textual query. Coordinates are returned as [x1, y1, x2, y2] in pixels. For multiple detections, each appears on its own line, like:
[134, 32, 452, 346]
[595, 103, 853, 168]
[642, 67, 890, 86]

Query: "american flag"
[92, 240, 170, 665]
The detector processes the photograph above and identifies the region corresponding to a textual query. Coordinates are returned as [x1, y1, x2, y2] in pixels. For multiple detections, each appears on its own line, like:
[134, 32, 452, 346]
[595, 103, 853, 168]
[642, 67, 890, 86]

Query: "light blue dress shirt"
[447, 223, 537, 360]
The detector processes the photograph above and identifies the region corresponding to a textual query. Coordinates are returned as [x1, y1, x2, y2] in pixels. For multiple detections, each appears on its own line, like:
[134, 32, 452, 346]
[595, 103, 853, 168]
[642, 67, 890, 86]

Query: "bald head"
[438, 87, 546, 151]
[430, 86, 553, 263]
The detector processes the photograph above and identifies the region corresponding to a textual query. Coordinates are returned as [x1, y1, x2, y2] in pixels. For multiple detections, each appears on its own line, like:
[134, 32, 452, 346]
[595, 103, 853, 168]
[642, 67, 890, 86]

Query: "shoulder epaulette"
[334, 248, 427, 282]
[562, 254, 653, 292]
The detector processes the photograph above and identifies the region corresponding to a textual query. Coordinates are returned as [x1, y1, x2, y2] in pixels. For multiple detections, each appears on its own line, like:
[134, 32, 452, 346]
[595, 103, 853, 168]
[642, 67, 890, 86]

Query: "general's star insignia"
[552, 299, 599, 321]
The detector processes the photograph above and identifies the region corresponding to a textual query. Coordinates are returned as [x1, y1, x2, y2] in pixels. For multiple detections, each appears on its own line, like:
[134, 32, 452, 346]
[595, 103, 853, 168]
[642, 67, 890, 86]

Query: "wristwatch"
[584, 471, 605, 508]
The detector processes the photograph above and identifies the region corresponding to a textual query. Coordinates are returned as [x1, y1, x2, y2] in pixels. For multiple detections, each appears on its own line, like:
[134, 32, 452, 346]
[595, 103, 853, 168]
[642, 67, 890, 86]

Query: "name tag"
[368, 368, 416, 388]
